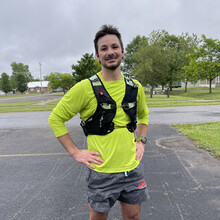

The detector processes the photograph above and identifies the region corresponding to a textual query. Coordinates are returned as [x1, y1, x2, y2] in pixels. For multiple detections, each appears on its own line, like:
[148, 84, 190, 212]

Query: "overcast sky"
[1, 0, 220, 79]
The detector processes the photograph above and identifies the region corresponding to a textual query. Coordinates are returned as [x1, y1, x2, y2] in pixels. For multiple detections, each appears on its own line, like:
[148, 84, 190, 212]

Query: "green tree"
[124, 30, 199, 93]
[10, 62, 33, 89]
[133, 42, 169, 91]
[16, 73, 28, 94]
[48, 72, 75, 93]
[47, 72, 61, 90]
[179, 33, 199, 92]
[127, 30, 186, 90]
[72, 53, 101, 83]
[0, 72, 12, 95]
[122, 35, 148, 76]
[130, 31, 171, 90]
[160, 32, 185, 91]
[148, 30, 199, 91]
[59, 73, 75, 93]
[184, 35, 220, 93]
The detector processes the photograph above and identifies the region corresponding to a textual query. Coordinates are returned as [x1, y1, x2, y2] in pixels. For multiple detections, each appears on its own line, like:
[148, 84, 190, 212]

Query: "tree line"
[0, 62, 34, 94]
[1, 30, 220, 95]
[47, 53, 101, 93]
[0, 53, 101, 95]
[122, 30, 220, 93]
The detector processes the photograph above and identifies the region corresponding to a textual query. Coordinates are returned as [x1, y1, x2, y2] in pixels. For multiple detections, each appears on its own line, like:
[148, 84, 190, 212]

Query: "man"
[48, 24, 149, 220]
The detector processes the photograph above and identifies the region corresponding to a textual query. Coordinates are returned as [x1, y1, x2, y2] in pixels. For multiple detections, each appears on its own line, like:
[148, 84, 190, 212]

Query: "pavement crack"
[162, 183, 174, 211]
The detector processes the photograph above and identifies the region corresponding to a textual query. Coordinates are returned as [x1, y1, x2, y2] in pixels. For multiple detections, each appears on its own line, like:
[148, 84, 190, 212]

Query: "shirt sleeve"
[135, 80, 149, 126]
[48, 79, 90, 137]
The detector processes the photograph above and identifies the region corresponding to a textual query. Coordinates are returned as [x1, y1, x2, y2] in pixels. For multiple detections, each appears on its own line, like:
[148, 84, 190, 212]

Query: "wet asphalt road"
[0, 99, 220, 219]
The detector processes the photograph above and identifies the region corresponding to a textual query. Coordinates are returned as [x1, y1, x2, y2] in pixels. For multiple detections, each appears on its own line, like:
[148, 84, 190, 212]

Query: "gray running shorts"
[85, 163, 150, 213]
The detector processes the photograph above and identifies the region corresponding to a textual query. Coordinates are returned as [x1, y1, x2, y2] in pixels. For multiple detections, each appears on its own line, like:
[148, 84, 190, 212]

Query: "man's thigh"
[88, 204, 108, 220]
[120, 202, 141, 220]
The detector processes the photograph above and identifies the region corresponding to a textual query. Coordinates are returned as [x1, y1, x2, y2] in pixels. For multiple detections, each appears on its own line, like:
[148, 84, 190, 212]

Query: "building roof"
[28, 81, 49, 88]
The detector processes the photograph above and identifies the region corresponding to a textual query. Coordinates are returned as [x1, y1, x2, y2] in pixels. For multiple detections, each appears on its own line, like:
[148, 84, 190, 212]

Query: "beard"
[102, 60, 121, 70]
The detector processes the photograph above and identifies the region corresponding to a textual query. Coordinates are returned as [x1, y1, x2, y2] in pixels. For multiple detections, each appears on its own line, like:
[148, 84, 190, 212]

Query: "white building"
[27, 81, 52, 93]
[182, 76, 220, 88]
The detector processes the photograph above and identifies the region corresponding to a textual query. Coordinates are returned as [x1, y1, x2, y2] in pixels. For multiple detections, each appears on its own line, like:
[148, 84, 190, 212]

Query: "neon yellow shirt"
[48, 72, 149, 173]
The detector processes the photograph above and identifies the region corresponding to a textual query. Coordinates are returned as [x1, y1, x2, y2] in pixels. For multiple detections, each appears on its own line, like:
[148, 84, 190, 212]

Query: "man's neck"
[101, 68, 122, 81]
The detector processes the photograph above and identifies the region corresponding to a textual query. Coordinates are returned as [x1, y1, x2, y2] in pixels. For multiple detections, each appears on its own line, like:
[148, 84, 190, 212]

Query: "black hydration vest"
[80, 74, 138, 136]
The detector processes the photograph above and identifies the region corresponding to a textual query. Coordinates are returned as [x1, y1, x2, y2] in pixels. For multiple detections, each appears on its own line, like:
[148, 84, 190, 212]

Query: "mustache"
[105, 54, 118, 60]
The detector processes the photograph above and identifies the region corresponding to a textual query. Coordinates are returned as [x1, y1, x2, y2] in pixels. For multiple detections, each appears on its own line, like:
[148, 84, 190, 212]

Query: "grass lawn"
[170, 90, 220, 100]
[146, 94, 195, 101]
[173, 122, 220, 158]
[0, 93, 63, 113]
[144, 87, 220, 107]
[46, 100, 60, 105]
[145, 87, 220, 101]
[147, 101, 220, 107]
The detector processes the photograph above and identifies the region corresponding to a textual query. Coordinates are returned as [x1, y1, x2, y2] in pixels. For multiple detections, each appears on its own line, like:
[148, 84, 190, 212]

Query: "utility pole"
[39, 62, 42, 93]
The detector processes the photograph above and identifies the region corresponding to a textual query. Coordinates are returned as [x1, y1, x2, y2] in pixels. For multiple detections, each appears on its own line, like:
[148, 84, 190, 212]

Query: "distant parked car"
[172, 82, 182, 88]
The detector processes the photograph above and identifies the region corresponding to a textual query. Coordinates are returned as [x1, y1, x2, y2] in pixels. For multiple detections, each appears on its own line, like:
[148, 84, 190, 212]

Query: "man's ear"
[122, 48, 124, 58]
[96, 53, 101, 64]
[96, 53, 99, 59]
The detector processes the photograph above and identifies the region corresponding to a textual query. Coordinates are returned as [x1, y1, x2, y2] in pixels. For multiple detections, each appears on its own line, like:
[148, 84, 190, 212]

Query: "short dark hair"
[94, 24, 124, 54]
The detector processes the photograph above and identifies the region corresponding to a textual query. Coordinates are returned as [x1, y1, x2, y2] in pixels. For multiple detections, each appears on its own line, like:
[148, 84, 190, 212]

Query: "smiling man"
[48, 25, 149, 220]
[97, 34, 123, 71]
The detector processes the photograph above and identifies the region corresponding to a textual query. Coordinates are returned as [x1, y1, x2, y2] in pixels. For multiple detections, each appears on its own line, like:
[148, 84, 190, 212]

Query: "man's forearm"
[137, 124, 148, 138]
[57, 133, 79, 157]
[135, 124, 148, 161]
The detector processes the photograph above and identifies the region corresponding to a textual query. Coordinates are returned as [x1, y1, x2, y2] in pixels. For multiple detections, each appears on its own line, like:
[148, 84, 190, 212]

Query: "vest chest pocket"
[100, 103, 112, 110]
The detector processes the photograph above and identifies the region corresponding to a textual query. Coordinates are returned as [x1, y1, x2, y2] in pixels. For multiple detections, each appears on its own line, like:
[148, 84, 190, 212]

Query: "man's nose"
[106, 48, 114, 55]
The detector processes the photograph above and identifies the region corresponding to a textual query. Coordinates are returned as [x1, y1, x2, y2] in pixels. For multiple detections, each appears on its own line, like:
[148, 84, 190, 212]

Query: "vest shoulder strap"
[89, 74, 115, 104]
[124, 76, 138, 88]
[89, 74, 103, 99]
[90, 74, 137, 88]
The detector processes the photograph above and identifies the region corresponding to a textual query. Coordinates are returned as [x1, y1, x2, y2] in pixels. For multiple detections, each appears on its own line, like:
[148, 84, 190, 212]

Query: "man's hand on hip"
[135, 141, 145, 161]
[72, 149, 104, 169]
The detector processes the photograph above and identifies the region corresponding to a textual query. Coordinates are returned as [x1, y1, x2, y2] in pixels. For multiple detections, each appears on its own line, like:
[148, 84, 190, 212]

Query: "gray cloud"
[1, 0, 220, 79]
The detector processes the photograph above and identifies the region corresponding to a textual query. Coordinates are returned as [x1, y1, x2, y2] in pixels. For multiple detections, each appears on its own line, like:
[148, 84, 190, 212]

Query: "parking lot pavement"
[1, 125, 220, 220]
[144, 125, 220, 220]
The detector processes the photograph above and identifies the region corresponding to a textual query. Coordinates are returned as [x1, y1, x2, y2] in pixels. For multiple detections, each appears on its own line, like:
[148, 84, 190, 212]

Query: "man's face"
[96, 34, 124, 70]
